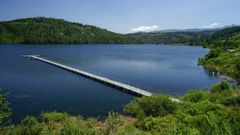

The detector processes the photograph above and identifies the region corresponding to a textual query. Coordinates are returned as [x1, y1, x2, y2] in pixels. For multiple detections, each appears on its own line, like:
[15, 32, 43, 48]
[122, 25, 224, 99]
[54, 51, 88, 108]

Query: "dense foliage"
[199, 26, 240, 82]
[124, 95, 177, 118]
[1, 82, 240, 135]
[0, 17, 139, 44]
[123, 82, 240, 135]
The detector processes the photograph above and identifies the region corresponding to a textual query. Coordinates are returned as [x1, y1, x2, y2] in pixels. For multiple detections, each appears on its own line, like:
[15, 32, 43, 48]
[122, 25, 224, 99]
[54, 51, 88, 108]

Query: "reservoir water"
[0, 44, 220, 122]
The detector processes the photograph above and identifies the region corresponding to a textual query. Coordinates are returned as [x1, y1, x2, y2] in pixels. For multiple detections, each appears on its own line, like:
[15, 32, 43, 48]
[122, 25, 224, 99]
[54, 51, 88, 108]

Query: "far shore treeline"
[0, 17, 232, 45]
[0, 17, 239, 46]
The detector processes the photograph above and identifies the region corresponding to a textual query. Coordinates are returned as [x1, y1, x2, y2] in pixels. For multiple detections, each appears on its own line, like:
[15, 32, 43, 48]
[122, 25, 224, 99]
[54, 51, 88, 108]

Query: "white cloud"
[131, 25, 159, 32]
[203, 23, 219, 28]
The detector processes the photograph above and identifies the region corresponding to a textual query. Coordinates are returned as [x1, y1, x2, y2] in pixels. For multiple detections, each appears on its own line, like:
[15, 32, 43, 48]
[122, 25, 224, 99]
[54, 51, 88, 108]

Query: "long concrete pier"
[23, 55, 153, 97]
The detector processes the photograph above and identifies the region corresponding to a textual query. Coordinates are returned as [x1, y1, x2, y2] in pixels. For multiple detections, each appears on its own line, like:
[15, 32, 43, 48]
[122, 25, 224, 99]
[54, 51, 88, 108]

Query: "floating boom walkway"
[23, 55, 153, 97]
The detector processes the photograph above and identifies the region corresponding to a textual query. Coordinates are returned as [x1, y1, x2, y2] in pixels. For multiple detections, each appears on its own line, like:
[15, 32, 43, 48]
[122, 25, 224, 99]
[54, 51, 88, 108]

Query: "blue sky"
[0, 0, 239, 33]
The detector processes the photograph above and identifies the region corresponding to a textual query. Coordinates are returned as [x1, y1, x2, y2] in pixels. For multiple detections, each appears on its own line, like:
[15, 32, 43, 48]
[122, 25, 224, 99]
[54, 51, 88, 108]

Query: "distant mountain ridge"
[128, 31, 215, 45]
[128, 25, 239, 45]
[0, 17, 139, 44]
[148, 28, 221, 33]
[131, 25, 238, 34]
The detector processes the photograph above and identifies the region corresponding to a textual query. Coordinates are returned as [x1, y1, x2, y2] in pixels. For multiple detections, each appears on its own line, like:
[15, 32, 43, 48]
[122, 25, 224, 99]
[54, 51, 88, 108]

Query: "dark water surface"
[0, 44, 220, 122]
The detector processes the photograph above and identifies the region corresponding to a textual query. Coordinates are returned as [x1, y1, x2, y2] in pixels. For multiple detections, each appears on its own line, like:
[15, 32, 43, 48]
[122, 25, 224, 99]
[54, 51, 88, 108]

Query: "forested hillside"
[199, 26, 240, 82]
[0, 17, 139, 44]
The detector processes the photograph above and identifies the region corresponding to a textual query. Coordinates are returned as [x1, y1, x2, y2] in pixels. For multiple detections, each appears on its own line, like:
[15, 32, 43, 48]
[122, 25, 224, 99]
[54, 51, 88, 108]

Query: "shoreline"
[199, 62, 240, 87]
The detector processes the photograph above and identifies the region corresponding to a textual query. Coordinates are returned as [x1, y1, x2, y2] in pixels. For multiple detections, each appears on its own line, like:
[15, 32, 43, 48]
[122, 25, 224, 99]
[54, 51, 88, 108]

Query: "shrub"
[210, 82, 230, 93]
[177, 100, 233, 135]
[180, 100, 223, 115]
[182, 90, 209, 103]
[41, 112, 68, 122]
[124, 95, 178, 117]
[228, 108, 240, 135]
[60, 117, 84, 135]
[13, 116, 43, 135]
[134, 116, 177, 132]
[185, 112, 232, 135]
[104, 112, 124, 134]
[222, 96, 240, 106]
[123, 101, 144, 118]
[135, 115, 200, 135]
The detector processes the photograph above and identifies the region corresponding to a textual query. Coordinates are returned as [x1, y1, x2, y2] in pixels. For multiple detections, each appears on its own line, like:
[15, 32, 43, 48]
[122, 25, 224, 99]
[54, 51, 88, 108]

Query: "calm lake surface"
[0, 44, 220, 122]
